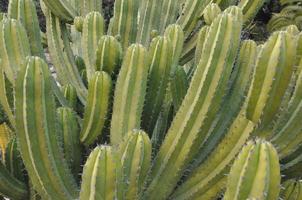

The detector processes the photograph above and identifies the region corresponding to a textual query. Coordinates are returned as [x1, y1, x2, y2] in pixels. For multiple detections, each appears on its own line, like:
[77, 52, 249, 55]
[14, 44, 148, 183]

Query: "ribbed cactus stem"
[8, 0, 45, 58]
[57, 107, 82, 178]
[224, 140, 281, 200]
[95, 35, 122, 75]
[144, 8, 243, 200]
[203, 3, 222, 25]
[110, 44, 149, 145]
[82, 12, 105, 79]
[109, 0, 140, 49]
[15, 56, 78, 200]
[80, 146, 117, 200]
[80, 71, 112, 146]
[0, 18, 31, 84]
[42, 0, 77, 22]
[246, 30, 296, 137]
[280, 179, 302, 199]
[238, 0, 268, 24]
[142, 36, 173, 134]
[117, 130, 151, 199]
[62, 84, 77, 110]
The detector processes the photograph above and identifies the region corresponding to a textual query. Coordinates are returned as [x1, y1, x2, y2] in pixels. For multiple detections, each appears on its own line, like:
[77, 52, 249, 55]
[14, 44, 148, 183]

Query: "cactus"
[15, 56, 78, 199]
[81, 12, 105, 79]
[95, 35, 122, 75]
[0, 160, 28, 200]
[42, 0, 77, 22]
[280, 179, 302, 199]
[110, 44, 149, 145]
[80, 71, 112, 146]
[142, 36, 173, 134]
[203, 3, 222, 25]
[62, 84, 78, 109]
[246, 30, 296, 137]
[0, 123, 11, 160]
[57, 107, 82, 178]
[238, 0, 268, 24]
[8, 0, 45, 58]
[224, 140, 280, 200]
[116, 130, 151, 199]
[80, 145, 117, 200]
[144, 8, 243, 200]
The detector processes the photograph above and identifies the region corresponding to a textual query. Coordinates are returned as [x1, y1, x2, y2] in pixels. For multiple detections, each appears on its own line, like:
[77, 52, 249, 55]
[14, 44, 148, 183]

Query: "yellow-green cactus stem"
[80, 0, 103, 16]
[193, 25, 210, 66]
[15, 56, 78, 200]
[144, 8, 243, 200]
[62, 84, 77, 110]
[74, 16, 84, 32]
[82, 12, 105, 79]
[280, 179, 302, 200]
[109, 0, 140, 49]
[45, 10, 87, 104]
[8, 0, 45, 58]
[57, 107, 82, 178]
[246, 30, 296, 137]
[110, 44, 149, 145]
[224, 140, 281, 200]
[116, 130, 151, 200]
[0, 18, 31, 84]
[171, 113, 254, 199]
[142, 36, 173, 134]
[42, 0, 78, 22]
[203, 3, 221, 25]
[95, 35, 122, 75]
[80, 71, 112, 146]
[238, 0, 268, 24]
[80, 146, 117, 200]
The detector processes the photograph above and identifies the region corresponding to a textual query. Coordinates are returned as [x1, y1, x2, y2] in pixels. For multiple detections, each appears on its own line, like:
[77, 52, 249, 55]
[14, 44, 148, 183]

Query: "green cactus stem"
[224, 140, 280, 200]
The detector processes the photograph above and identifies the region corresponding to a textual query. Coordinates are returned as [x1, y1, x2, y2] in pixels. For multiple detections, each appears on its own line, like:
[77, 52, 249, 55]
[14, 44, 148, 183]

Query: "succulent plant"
[0, 0, 302, 200]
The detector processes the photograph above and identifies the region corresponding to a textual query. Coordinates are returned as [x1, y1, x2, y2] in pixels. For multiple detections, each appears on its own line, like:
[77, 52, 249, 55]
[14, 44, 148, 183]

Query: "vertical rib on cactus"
[177, 0, 212, 38]
[42, 0, 77, 22]
[224, 140, 280, 200]
[15, 57, 78, 200]
[45, 10, 87, 104]
[0, 18, 31, 84]
[116, 130, 151, 200]
[194, 25, 210, 66]
[203, 3, 222, 25]
[170, 66, 189, 112]
[80, 71, 112, 146]
[144, 9, 243, 200]
[82, 12, 104, 79]
[238, 0, 268, 24]
[110, 44, 149, 145]
[0, 161, 28, 200]
[171, 113, 254, 199]
[142, 36, 173, 134]
[109, 0, 140, 49]
[80, 0, 103, 16]
[57, 107, 82, 178]
[246, 30, 296, 137]
[187, 40, 257, 172]
[8, 0, 45, 58]
[280, 179, 302, 199]
[62, 84, 77, 110]
[0, 123, 11, 160]
[164, 24, 184, 73]
[95, 35, 122, 75]
[80, 146, 117, 200]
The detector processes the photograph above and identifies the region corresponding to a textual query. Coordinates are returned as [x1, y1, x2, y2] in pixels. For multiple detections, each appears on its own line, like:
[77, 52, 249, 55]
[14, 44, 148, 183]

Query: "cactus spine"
[144, 8, 243, 200]
[117, 130, 151, 199]
[82, 12, 105, 79]
[15, 57, 78, 199]
[110, 44, 149, 145]
[95, 35, 122, 75]
[224, 140, 281, 200]
[80, 71, 112, 146]
[80, 146, 117, 200]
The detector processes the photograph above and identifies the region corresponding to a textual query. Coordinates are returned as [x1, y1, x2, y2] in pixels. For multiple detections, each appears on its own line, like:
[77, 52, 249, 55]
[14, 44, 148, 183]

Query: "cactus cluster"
[0, 0, 301, 200]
